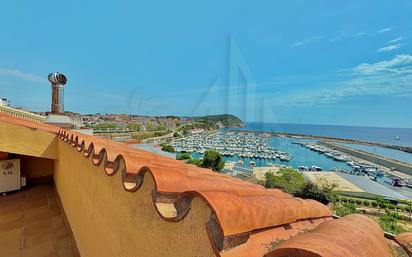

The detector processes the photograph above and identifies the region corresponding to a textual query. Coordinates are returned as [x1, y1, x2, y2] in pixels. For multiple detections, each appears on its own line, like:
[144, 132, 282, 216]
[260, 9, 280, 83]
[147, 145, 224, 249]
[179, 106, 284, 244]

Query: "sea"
[229, 122, 412, 147]
[221, 122, 412, 167]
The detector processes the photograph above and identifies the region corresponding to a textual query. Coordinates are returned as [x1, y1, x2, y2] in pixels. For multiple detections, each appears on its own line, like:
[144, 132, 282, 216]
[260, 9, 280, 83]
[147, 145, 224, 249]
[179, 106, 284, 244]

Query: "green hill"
[193, 114, 244, 128]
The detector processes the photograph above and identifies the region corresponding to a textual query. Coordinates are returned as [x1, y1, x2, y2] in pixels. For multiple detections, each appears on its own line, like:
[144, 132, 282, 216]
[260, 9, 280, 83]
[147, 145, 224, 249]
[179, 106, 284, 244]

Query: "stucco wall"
[0, 121, 58, 159]
[54, 140, 216, 257]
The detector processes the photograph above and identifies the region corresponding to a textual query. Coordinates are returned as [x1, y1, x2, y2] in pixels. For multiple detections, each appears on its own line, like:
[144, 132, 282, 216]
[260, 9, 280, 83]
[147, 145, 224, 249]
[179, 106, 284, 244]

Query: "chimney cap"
[48, 72, 67, 85]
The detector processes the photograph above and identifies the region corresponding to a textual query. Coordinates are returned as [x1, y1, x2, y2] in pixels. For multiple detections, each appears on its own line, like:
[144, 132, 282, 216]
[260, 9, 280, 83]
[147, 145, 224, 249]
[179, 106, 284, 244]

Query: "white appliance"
[0, 159, 21, 193]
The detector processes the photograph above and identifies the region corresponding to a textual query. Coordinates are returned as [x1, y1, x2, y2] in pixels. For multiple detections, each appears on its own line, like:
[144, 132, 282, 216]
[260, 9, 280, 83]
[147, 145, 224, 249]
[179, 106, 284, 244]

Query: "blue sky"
[1, 1, 411, 128]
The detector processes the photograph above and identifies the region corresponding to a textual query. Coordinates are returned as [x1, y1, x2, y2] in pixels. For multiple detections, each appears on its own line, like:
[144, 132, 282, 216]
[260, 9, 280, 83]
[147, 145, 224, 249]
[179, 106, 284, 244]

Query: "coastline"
[225, 129, 412, 154]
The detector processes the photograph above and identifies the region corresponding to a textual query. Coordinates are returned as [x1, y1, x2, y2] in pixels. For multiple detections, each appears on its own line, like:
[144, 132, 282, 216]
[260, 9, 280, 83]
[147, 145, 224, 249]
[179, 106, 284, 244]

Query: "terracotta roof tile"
[2, 113, 392, 257]
[265, 214, 393, 257]
[59, 129, 331, 238]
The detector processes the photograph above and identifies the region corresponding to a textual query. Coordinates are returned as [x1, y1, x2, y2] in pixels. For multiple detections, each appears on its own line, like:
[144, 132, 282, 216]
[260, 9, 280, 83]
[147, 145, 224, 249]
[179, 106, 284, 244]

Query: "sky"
[0, 1, 412, 128]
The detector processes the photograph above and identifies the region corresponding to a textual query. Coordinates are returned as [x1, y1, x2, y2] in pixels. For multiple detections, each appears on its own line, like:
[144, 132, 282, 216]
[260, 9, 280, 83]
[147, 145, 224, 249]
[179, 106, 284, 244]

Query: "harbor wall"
[321, 141, 412, 176]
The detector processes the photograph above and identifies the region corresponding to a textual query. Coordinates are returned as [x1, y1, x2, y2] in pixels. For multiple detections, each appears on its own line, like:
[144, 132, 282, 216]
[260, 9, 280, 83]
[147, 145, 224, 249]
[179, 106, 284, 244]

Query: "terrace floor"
[0, 183, 76, 257]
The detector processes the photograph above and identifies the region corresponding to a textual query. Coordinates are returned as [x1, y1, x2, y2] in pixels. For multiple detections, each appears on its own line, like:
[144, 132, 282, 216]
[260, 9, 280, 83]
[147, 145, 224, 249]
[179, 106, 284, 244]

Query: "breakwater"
[226, 129, 412, 154]
[320, 141, 412, 177]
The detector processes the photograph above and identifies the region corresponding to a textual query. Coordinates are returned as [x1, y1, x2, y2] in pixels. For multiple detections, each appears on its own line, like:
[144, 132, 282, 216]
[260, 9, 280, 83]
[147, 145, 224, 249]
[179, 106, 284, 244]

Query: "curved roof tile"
[265, 214, 393, 257]
[60, 129, 331, 238]
[6, 113, 381, 256]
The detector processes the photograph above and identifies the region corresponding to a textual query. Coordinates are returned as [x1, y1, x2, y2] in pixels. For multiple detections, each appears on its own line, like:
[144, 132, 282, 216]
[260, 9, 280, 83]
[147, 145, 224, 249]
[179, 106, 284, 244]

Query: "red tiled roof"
[59, 128, 332, 253]
[0, 113, 396, 257]
[265, 214, 393, 257]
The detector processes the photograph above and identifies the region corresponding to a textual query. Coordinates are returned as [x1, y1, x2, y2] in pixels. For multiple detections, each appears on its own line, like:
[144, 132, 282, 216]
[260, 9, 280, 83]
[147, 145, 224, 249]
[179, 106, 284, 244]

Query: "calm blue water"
[193, 137, 352, 171]
[228, 122, 412, 147]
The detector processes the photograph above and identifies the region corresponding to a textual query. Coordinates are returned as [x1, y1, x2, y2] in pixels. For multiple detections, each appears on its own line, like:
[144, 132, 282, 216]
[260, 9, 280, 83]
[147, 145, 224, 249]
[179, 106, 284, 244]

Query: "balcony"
[0, 183, 76, 257]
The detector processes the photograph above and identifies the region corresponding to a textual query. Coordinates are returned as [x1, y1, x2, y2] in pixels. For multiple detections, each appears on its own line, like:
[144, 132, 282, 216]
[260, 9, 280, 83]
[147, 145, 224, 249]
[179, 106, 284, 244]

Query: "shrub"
[363, 200, 371, 206]
[379, 212, 406, 234]
[335, 203, 357, 217]
[176, 152, 192, 160]
[160, 143, 175, 153]
[265, 168, 305, 194]
[371, 201, 378, 207]
[380, 203, 389, 209]
[295, 181, 337, 205]
[187, 158, 203, 167]
[349, 198, 355, 204]
[355, 199, 362, 205]
[397, 206, 405, 212]
[341, 197, 348, 203]
[201, 149, 224, 172]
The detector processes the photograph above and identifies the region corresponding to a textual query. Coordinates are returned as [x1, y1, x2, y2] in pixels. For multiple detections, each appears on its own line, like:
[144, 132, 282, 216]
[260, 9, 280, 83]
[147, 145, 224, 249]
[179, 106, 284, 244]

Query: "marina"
[173, 132, 352, 170]
[172, 132, 293, 162]
[170, 131, 412, 199]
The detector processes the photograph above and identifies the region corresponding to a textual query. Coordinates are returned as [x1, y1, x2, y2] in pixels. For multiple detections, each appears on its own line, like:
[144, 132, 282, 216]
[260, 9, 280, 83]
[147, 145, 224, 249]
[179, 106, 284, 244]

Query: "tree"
[264, 168, 337, 204]
[160, 143, 175, 153]
[264, 168, 305, 195]
[295, 180, 337, 205]
[146, 123, 156, 131]
[201, 149, 224, 172]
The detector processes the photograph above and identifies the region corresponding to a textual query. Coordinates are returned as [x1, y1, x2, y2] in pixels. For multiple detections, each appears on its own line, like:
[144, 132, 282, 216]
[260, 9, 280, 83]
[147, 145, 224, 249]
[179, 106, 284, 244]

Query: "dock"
[320, 141, 412, 179]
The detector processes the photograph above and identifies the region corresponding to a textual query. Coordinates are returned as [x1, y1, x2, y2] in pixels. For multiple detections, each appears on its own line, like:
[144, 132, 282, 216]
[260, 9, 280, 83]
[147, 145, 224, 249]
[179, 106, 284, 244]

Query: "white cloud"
[353, 54, 412, 74]
[377, 44, 402, 53]
[291, 36, 322, 47]
[389, 37, 404, 43]
[378, 27, 392, 34]
[355, 32, 366, 37]
[0, 68, 47, 83]
[274, 55, 412, 106]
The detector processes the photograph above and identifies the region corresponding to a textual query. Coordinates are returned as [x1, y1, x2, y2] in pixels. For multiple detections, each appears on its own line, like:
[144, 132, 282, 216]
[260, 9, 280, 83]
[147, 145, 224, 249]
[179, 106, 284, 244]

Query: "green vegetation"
[262, 168, 410, 234]
[127, 123, 141, 131]
[334, 203, 358, 217]
[332, 196, 412, 234]
[131, 130, 170, 141]
[160, 143, 175, 153]
[379, 211, 406, 234]
[88, 123, 119, 130]
[176, 152, 192, 160]
[265, 168, 305, 195]
[201, 149, 224, 172]
[187, 158, 203, 166]
[264, 168, 336, 204]
[146, 123, 167, 131]
[193, 114, 244, 128]
[295, 180, 337, 205]
[176, 149, 224, 171]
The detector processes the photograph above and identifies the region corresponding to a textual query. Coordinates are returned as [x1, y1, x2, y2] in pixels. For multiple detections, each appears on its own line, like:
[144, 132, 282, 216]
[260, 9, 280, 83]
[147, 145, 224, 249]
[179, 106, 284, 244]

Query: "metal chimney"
[48, 72, 67, 114]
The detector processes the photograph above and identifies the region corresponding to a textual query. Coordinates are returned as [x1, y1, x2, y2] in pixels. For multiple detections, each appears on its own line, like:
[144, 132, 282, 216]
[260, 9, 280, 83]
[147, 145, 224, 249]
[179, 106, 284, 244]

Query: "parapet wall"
[321, 141, 412, 176]
[54, 140, 216, 257]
